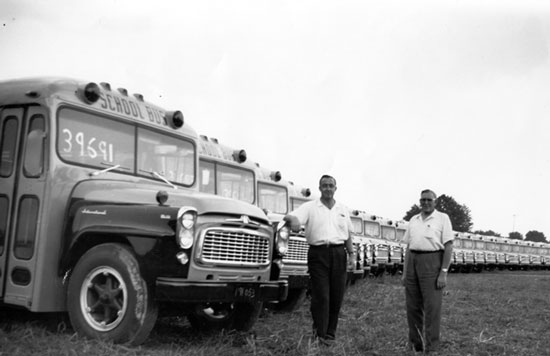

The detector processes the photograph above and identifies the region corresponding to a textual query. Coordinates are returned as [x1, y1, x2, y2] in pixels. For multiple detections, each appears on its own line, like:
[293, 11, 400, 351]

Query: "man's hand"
[283, 215, 301, 232]
[436, 271, 447, 289]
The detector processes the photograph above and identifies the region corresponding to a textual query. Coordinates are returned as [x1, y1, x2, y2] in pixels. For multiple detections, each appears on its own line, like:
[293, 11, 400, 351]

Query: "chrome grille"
[200, 228, 270, 266]
[284, 236, 308, 264]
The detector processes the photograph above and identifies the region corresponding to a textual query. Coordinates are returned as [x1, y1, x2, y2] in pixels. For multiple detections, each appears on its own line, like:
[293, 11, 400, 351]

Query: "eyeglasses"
[420, 198, 434, 202]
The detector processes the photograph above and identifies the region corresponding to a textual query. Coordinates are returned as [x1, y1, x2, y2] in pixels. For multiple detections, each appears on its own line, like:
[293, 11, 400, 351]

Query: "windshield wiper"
[139, 169, 177, 190]
[89, 163, 124, 177]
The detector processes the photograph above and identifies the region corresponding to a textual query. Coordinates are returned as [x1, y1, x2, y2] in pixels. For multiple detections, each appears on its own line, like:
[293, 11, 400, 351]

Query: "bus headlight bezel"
[177, 207, 197, 249]
[276, 222, 290, 256]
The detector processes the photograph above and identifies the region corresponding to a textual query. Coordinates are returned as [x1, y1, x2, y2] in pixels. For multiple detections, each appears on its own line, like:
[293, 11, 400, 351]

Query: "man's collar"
[418, 210, 437, 220]
[316, 198, 337, 207]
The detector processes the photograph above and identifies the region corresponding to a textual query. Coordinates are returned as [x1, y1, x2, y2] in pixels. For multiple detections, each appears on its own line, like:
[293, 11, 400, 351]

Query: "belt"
[310, 243, 344, 249]
[410, 249, 443, 254]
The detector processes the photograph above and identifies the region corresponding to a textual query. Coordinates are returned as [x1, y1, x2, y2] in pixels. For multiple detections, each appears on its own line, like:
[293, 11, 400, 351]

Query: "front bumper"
[284, 274, 310, 289]
[155, 278, 288, 303]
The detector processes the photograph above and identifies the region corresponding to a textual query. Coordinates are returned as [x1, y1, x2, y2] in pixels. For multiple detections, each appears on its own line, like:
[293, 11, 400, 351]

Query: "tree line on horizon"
[402, 194, 547, 243]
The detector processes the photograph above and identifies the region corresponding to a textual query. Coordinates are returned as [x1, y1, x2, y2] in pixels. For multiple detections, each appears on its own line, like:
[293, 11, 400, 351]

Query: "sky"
[1, 0, 549, 238]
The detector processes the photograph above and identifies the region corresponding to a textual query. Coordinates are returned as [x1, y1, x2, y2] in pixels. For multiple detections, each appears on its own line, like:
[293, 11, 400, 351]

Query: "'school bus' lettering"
[98, 92, 167, 126]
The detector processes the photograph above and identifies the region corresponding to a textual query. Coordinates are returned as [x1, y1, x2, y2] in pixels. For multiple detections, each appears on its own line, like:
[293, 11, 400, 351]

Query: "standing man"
[283, 174, 354, 345]
[402, 189, 454, 353]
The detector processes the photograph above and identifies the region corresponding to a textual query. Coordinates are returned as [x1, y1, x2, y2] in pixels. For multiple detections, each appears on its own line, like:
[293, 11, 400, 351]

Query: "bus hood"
[71, 179, 269, 223]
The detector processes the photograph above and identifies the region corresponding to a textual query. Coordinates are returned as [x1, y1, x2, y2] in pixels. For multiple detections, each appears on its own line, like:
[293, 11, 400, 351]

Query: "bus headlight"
[276, 222, 290, 256]
[181, 212, 195, 229]
[177, 207, 197, 249]
[176, 251, 189, 265]
[178, 229, 194, 249]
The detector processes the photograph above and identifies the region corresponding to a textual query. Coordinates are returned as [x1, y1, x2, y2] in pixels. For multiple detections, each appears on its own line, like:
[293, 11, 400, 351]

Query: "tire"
[188, 301, 263, 332]
[67, 243, 158, 345]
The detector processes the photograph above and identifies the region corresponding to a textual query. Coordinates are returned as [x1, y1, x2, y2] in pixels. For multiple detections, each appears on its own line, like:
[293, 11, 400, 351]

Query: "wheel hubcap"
[80, 266, 128, 331]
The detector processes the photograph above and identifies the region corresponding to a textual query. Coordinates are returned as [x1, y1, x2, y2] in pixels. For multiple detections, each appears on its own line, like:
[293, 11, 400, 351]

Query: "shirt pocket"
[425, 224, 442, 240]
[336, 213, 347, 230]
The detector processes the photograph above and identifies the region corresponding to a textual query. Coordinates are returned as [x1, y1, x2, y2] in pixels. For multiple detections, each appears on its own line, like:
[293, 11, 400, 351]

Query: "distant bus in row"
[198, 135, 315, 311]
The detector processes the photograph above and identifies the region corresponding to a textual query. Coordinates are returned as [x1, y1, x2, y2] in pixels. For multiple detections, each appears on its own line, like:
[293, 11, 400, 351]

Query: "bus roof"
[0, 77, 196, 138]
[198, 134, 289, 185]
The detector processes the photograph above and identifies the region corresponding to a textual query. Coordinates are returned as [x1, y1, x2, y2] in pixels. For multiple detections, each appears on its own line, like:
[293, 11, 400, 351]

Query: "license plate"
[234, 286, 256, 300]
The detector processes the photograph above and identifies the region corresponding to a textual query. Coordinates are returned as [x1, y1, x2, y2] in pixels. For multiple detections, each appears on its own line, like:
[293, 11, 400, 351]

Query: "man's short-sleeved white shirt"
[290, 199, 352, 246]
[403, 210, 454, 251]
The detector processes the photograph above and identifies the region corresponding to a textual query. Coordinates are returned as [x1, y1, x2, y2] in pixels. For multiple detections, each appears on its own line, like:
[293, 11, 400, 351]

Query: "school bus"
[395, 220, 408, 272]
[361, 213, 390, 276]
[348, 210, 367, 284]
[198, 136, 309, 311]
[482, 236, 499, 271]
[380, 218, 402, 274]
[0, 77, 288, 344]
[527, 242, 545, 270]
[457, 233, 476, 273]
[501, 238, 520, 270]
[282, 180, 315, 306]
[515, 240, 532, 270]
[449, 232, 465, 272]
[540, 243, 550, 270]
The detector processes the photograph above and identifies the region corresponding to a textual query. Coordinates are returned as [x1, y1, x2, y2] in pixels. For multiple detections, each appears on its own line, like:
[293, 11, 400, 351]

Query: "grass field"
[1, 270, 549, 356]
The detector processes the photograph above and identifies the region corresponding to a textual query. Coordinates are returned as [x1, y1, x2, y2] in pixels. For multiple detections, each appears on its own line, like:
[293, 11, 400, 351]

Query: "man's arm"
[401, 244, 409, 286]
[436, 241, 453, 289]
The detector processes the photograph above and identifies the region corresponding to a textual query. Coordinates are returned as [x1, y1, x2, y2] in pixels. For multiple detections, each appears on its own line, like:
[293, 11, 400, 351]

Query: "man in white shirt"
[284, 175, 354, 345]
[402, 189, 454, 353]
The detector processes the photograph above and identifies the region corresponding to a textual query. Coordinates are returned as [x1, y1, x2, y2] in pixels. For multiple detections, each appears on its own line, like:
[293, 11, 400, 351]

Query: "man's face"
[419, 192, 436, 214]
[319, 177, 337, 200]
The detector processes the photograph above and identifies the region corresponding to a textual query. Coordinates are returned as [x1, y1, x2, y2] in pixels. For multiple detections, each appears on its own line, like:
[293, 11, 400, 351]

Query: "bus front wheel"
[67, 243, 158, 345]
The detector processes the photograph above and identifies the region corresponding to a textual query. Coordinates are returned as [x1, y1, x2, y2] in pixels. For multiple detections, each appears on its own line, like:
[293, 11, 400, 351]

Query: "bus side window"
[0, 116, 18, 177]
[24, 115, 46, 178]
[199, 161, 215, 195]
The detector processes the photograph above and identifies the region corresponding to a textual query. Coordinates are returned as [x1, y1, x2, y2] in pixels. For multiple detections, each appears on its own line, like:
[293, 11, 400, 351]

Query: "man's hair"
[319, 174, 336, 186]
[421, 189, 437, 199]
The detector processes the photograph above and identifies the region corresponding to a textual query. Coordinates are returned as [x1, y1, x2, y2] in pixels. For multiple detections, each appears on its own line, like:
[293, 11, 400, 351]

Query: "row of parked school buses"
[2, 77, 547, 346]
[346, 212, 550, 283]
[197, 134, 550, 288]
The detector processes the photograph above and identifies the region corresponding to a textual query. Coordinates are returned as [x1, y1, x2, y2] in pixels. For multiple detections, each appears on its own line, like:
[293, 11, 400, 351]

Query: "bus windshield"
[57, 108, 195, 186]
[258, 182, 287, 214]
[137, 128, 194, 186]
[350, 216, 362, 234]
[364, 221, 380, 238]
[396, 228, 406, 242]
[381, 226, 396, 241]
[198, 161, 254, 204]
[290, 197, 309, 211]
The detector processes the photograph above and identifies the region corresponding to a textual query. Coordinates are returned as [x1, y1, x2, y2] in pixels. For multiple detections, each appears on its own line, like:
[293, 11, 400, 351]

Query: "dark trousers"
[404, 251, 444, 351]
[308, 245, 347, 338]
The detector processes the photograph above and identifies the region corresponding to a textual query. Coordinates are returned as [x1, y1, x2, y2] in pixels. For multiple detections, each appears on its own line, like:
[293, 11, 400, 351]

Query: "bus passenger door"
[0, 106, 47, 308]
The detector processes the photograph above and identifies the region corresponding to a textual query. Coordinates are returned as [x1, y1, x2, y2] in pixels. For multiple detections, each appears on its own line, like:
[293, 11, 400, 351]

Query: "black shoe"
[319, 337, 334, 346]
